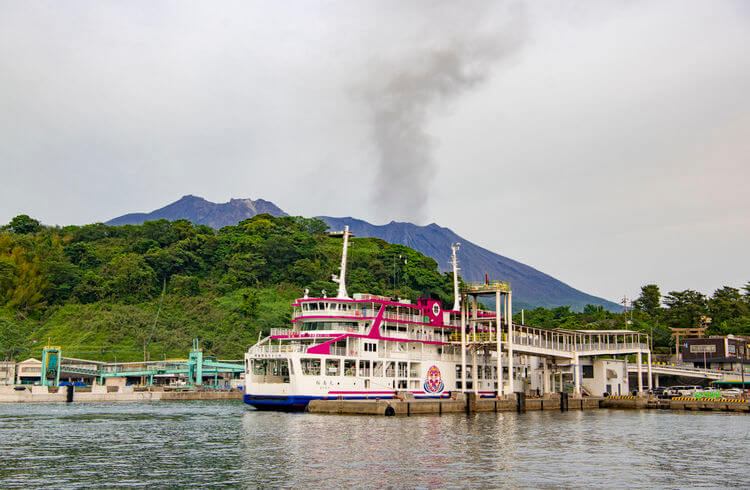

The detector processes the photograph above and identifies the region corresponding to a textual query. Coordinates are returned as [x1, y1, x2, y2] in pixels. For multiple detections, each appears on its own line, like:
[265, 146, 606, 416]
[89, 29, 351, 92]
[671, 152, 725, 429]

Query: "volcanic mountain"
[106, 195, 287, 228]
[106, 196, 619, 311]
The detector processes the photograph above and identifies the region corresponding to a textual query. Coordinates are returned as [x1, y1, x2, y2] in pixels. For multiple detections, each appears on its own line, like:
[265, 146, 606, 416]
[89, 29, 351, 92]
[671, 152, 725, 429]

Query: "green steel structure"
[49, 339, 243, 388]
[41, 346, 62, 387]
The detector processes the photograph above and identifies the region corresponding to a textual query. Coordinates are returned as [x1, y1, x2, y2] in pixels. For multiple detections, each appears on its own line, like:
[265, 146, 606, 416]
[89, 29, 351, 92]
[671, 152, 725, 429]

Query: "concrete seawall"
[0, 385, 242, 403]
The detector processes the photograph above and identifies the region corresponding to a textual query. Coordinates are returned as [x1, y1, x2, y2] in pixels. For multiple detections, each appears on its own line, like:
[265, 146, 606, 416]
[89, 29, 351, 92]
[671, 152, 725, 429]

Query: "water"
[1, 402, 748, 488]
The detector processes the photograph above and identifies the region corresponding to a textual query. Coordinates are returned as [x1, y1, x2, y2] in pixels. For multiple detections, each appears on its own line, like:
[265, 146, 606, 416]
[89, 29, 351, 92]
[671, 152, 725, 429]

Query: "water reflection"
[0, 402, 748, 488]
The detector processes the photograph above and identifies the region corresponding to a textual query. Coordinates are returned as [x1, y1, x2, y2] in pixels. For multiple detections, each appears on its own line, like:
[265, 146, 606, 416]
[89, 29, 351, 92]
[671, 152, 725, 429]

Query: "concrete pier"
[308, 392, 750, 416]
[307, 392, 601, 416]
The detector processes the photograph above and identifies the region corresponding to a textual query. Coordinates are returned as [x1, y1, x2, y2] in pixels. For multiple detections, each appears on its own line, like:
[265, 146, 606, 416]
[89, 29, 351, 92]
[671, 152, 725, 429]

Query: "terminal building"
[681, 335, 750, 372]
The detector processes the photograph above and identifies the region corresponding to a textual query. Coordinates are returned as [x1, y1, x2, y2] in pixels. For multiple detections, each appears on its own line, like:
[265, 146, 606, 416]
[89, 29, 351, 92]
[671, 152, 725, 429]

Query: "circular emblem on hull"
[432, 303, 441, 317]
[423, 365, 444, 393]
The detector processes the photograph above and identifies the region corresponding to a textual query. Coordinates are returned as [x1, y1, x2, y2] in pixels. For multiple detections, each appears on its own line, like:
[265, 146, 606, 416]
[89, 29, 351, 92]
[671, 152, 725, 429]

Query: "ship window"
[326, 359, 340, 376]
[397, 380, 407, 389]
[301, 321, 359, 331]
[364, 342, 377, 352]
[359, 360, 371, 377]
[373, 361, 384, 377]
[398, 362, 408, 378]
[309, 303, 318, 311]
[385, 361, 395, 378]
[253, 359, 267, 375]
[344, 360, 356, 376]
[301, 359, 321, 376]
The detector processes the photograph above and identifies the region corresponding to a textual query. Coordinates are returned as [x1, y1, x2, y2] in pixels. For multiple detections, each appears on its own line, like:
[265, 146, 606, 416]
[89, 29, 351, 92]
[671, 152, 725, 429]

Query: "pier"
[456, 281, 652, 397]
[307, 392, 750, 415]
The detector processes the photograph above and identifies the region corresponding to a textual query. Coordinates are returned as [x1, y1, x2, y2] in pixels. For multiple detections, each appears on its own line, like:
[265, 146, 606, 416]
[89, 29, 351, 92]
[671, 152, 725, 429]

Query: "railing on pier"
[462, 281, 511, 293]
[449, 322, 650, 356]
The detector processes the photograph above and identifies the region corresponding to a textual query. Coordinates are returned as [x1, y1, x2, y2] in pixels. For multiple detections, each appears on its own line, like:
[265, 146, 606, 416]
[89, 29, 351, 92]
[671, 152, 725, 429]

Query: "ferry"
[243, 228, 506, 411]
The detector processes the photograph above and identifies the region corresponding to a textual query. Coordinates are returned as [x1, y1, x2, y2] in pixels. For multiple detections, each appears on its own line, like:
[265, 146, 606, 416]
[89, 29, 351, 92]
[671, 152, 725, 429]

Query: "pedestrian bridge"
[455, 323, 650, 360]
[627, 362, 741, 381]
[451, 313, 651, 395]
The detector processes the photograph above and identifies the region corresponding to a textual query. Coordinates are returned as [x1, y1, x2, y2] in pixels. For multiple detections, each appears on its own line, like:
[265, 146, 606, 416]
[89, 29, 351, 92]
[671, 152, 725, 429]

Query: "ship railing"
[250, 344, 306, 354]
[462, 281, 511, 293]
[383, 312, 428, 323]
[293, 309, 368, 319]
[330, 346, 347, 356]
[270, 328, 293, 337]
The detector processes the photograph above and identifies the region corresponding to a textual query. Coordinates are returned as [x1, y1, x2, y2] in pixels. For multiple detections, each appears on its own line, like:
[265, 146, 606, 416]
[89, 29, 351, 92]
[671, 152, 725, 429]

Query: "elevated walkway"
[626, 362, 742, 381]
[453, 323, 649, 360]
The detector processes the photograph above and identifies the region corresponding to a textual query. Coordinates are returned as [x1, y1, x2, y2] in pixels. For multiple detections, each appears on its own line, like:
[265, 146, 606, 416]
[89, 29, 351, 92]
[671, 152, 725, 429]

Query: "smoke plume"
[361, 4, 525, 223]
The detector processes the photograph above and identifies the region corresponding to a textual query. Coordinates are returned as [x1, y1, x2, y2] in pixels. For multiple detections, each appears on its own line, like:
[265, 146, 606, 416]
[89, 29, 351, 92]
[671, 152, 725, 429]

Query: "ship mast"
[332, 226, 351, 299]
[451, 242, 461, 311]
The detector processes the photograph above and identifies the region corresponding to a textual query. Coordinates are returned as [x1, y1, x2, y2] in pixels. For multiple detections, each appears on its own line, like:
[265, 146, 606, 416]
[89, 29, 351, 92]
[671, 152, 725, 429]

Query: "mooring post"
[66, 384, 74, 403]
[516, 392, 526, 413]
[560, 392, 568, 412]
[467, 392, 476, 413]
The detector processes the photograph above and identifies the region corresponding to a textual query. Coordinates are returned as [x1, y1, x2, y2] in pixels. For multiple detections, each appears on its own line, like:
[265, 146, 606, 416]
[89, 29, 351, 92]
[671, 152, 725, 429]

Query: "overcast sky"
[1, 1, 749, 303]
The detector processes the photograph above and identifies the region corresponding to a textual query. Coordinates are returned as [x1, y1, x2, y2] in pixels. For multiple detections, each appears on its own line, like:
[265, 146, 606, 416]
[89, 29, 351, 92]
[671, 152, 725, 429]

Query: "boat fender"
[384, 406, 396, 416]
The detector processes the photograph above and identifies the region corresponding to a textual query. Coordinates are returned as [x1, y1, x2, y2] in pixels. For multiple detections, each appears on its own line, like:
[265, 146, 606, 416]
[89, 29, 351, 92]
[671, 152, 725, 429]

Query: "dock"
[307, 392, 749, 415]
[307, 392, 600, 415]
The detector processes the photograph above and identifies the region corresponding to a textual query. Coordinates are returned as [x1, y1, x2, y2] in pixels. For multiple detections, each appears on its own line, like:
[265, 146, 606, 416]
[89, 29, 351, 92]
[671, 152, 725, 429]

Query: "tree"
[662, 290, 708, 330]
[709, 286, 748, 325]
[7, 215, 41, 234]
[103, 253, 157, 302]
[633, 284, 661, 318]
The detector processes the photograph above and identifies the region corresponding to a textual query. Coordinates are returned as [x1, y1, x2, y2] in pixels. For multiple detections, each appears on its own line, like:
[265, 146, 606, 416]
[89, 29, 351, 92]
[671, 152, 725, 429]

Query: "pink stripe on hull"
[328, 391, 395, 395]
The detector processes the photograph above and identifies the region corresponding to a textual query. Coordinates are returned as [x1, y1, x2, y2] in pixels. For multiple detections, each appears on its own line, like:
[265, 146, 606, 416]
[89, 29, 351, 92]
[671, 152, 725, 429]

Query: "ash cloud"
[360, 5, 525, 223]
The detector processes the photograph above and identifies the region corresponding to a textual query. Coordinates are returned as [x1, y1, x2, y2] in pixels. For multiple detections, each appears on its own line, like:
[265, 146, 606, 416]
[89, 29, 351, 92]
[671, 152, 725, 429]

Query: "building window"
[582, 365, 594, 378]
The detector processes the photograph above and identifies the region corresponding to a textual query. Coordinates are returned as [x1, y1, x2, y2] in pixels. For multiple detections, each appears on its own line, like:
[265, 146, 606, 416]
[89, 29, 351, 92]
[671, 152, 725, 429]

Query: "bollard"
[467, 392, 477, 413]
[66, 384, 74, 403]
[560, 392, 568, 412]
[516, 392, 526, 413]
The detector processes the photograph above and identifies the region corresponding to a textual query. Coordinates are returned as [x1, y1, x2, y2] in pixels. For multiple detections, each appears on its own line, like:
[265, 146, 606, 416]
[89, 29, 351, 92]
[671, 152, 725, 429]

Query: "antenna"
[332, 226, 351, 299]
[451, 243, 461, 311]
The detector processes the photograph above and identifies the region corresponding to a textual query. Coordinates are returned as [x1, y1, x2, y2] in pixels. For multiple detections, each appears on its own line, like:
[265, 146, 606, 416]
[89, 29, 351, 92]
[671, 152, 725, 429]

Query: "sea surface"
[1, 401, 748, 488]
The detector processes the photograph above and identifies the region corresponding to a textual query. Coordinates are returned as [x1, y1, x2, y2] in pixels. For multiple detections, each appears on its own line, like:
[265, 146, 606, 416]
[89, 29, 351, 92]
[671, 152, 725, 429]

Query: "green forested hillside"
[0, 214, 455, 361]
[2, 214, 748, 361]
